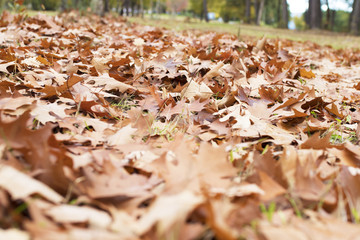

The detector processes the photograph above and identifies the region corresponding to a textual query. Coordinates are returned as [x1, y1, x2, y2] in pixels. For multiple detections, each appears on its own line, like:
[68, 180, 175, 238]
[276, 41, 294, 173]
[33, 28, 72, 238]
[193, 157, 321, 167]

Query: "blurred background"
[2, 0, 360, 48]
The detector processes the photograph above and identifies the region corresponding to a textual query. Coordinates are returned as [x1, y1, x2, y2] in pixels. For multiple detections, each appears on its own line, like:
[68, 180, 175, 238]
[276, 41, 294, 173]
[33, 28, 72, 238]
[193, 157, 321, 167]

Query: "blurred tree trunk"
[124, 0, 130, 16]
[102, 0, 109, 16]
[73, 0, 79, 9]
[245, 0, 251, 23]
[305, 9, 310, 26]
[256, 0, 264, 25]
[140, 0, 144, 18]
[60, 0, 67, 12]
[150, 0, 153, 18]
[351, 0, 360, 35]
[309, 0, 321, 29]
[104, 0, 110, 13]
[330, 10, 336, 31]
[254, 0, 259, 23]
[156, 0, 160, 18]
[130, 0, 135, 16]
[277, 0, 281, 24]
[203, 0, 209, 22]
[116, 0, 121, 13]
[324, 0, 330, 30]
[280, 0, 288, 28]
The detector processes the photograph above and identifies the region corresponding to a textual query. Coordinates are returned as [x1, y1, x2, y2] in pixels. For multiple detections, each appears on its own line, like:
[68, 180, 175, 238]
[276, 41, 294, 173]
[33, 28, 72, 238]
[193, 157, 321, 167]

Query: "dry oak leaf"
[135, 191, 204, 236]
[45, 205, 112, 229]
[181, 81, 213, 101]
[196, 142, 238, 188]
[80, 161, 161, 199]
[39, 74, 83, 98]
[258, 170, 287, 201]
[300, 131, 333, 150]
[218, 104, 251, 130]
[0, 61, 19, 74]
[31, 101, 69, 124]
[0, 111, 72, 193]
[295, 156, 336, 206]
[261, 213, 360, 240]
[203, 61, 225, 80]
[338, 166, 360, 210]
[0, 165, 63, 203]
[299, 68, 316, 79]
[0, 229, 30, 240]
[329, 143, 360, 168]
[86, 74, 136, 92]
[107, 125, 137, 146]
[210, 184, 265, 198]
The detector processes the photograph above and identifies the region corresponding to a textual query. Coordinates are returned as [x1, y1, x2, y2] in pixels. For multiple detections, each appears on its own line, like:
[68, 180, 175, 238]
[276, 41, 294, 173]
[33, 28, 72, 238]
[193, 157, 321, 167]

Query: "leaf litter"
[0, 11, 360, 239]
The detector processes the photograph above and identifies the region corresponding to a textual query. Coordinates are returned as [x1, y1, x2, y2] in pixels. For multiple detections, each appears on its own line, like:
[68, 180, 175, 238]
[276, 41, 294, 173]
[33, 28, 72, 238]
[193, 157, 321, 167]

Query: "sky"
[288, 0, 352, 16]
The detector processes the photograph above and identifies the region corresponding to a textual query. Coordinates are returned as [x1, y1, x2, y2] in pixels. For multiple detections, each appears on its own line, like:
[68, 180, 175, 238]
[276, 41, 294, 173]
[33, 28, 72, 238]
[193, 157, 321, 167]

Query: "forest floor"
[1, 11, 360, 240]
[129, 15, 360, 49]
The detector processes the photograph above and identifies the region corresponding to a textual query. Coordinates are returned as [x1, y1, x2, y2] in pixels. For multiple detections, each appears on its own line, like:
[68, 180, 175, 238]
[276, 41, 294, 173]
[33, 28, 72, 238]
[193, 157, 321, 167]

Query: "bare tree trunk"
[351, 0, 360, 35]
[73, 0, 79, 9]
[140, 0, 144, 18]
[254, 0, 259, 23]
[60, 0, 67, 12]
[330, 10, 336, 31]
[256, 0, 264, 25]
[150, 0, 153, 18]
[324, 0, 330, 30]
[309, 0, 321, 29]
[277, 0, 281, 24]
[130, 1, 134, 16]
[156, 0, 160, 18]
[245, 0, 251, 23]
[102, 0, 109, 16]
[280, 0, 288, 28]
[203, 0, 209, 22]
[125, 0, 130, 16]
[171, 0, 176, 18]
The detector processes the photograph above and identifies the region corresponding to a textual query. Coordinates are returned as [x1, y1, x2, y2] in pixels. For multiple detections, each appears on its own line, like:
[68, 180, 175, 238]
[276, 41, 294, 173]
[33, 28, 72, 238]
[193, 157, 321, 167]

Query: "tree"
[122, 0, 130, 16]
[102, 0, 109, 16]
[256, 0, 265, 25]
[203, 0, 209, 22]
[60, 0, 67, 11]
[351, 0, 360, 35]
[245, 0, 250, 23]
[308, 0, 321, 29]
[278, 0, 288, 28]
[140, 0, 144, 18]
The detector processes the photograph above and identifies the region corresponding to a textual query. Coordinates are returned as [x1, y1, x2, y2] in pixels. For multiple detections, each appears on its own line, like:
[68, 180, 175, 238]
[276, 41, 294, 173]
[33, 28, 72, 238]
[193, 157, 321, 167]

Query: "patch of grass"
[298, 77, 307, 85]
[260, 202, 276, 222]
[288, 197, 303, 218]
[111, 95, 136, 112]
[310, 110, 318, 118]
[330, 130, 358, 144]
[128, 16, 360, 49]
[14, 202, 28, 214]
[351, 208, 360, 224]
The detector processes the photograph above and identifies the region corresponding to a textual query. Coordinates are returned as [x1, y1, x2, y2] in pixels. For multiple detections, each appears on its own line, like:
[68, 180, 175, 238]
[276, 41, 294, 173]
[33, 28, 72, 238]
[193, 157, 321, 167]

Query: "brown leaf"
[300, 132, 333, 150]
[39, 74, 83, 98]
[299, 68, 315, 79]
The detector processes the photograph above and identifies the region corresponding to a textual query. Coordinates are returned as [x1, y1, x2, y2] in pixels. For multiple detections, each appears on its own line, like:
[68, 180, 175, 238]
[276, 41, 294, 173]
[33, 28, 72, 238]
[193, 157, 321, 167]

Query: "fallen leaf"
[0, 165, 63, 203]
[45, 205, 112, 228]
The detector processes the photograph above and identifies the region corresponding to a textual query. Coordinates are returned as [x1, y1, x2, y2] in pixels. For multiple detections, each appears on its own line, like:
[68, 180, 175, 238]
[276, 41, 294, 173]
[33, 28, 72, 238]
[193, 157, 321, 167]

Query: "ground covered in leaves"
[1, 11, 360, 240]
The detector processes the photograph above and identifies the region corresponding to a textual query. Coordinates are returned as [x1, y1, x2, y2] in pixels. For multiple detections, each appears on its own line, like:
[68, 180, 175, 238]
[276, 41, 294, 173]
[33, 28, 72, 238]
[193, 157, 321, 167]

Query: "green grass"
[128, 15, 360, 49]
